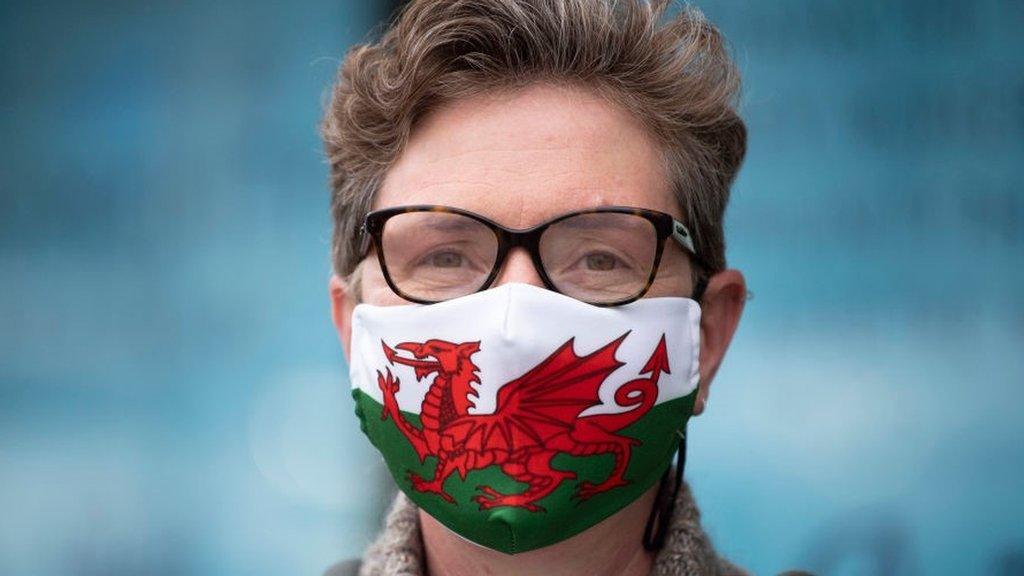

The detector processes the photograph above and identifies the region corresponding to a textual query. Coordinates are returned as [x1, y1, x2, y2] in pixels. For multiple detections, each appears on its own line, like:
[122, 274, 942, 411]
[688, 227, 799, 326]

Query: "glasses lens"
[380, 210, 499, 302]
[539, 212, 658, 304]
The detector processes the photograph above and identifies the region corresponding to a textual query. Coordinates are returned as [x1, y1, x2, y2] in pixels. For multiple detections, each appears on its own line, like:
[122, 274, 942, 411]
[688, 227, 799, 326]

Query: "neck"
[420, 484, 658, 576]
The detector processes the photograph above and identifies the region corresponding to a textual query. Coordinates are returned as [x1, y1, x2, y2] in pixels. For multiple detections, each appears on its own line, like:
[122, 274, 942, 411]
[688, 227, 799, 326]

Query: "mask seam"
[502, 284, 512, 341]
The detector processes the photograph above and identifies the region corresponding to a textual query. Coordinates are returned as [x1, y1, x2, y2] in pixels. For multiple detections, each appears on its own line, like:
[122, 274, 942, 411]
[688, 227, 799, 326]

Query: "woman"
[321, 1, 794, 575]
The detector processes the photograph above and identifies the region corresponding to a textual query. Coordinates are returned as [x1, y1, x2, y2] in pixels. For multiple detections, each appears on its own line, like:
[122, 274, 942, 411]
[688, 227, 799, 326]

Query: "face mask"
[348, 282, 701, 554]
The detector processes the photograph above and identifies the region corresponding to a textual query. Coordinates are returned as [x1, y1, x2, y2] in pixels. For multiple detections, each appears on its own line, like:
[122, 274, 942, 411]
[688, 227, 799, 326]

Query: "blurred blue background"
[1, 1, 1021, 574]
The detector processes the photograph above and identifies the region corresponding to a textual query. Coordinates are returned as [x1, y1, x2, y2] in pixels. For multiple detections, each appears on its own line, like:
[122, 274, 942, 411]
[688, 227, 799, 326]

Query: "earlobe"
[693, 269, 747, 416]
[329, 275, 357, 360]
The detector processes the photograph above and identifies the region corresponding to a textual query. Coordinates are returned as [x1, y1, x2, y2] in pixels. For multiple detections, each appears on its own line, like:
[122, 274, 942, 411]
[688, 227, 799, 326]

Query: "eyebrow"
[552, 215, 649, 232]
[394, 214, 482, 233]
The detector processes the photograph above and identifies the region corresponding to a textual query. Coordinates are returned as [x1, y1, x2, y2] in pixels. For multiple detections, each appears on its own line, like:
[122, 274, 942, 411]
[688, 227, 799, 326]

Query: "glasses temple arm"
[671, 219, 712, 302]
[670, 219, 697, 256]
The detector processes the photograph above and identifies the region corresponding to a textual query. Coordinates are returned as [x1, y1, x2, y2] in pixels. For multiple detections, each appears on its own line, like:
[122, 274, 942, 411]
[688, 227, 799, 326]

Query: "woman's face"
[361, 82, 694, 306]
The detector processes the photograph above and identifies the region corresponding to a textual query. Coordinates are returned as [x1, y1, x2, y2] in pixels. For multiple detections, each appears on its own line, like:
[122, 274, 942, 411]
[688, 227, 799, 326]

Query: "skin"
[329, 83, 746, 576]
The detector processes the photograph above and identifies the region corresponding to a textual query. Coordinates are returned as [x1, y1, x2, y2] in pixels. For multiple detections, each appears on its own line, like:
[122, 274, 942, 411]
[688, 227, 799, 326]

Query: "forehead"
[375, 83, 679, 227]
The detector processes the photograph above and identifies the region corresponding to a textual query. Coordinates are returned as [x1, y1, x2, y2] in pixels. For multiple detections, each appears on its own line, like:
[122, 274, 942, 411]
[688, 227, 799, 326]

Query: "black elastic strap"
[693, 275, 710, 302]
[642, 430, 687, 551]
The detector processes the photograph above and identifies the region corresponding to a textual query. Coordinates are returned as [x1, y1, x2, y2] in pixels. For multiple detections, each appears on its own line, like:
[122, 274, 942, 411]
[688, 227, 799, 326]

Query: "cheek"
[644, 253, 692, 298]
[361, 264, 411, 306]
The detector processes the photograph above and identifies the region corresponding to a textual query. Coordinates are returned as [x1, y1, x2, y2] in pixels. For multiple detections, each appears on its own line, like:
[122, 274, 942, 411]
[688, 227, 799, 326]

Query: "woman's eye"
[584, 252, 619, 271]
[426, 251, 464, 268]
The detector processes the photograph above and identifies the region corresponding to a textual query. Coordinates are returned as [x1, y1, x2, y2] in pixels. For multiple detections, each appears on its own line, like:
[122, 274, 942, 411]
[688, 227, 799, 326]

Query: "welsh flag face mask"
[348, 282, 701, 554]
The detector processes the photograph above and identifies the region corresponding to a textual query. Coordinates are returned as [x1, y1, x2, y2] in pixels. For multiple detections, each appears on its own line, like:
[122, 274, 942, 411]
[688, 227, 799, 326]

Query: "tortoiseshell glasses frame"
[359, 205, 708, 306]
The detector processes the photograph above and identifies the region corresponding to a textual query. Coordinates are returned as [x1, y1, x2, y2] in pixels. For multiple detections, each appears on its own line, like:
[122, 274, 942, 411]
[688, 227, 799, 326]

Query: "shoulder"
[322, 558, 361, 576]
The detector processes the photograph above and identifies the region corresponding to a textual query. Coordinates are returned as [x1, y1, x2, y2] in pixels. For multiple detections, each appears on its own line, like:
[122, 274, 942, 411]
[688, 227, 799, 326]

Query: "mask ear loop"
[642, 428, 687, 551]
[692, 276, 709, 303]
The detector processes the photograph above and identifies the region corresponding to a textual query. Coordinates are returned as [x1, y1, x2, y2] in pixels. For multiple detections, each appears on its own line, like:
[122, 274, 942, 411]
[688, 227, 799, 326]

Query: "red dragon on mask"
[375, 332, 670, 512]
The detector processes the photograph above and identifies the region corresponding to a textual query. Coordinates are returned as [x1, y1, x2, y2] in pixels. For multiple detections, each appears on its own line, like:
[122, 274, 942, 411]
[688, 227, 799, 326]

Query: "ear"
[329, 274, 358, 361]
[693, 269, 746, 416]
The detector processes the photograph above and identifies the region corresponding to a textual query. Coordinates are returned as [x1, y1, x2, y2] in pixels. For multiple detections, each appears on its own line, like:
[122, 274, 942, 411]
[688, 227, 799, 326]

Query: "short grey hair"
[321, 0, 746, 286]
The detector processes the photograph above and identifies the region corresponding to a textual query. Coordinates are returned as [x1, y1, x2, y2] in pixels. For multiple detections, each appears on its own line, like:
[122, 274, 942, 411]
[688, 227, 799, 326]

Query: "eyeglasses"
[359, 205, 707, 306]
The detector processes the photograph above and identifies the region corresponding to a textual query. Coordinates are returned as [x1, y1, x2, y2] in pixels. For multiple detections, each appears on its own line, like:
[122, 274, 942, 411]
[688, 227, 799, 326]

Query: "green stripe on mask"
[353, 388, 696, 554]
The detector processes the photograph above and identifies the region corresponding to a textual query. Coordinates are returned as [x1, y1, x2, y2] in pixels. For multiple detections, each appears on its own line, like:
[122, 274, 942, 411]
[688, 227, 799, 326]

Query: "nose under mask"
[347, 282, 701, 554]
